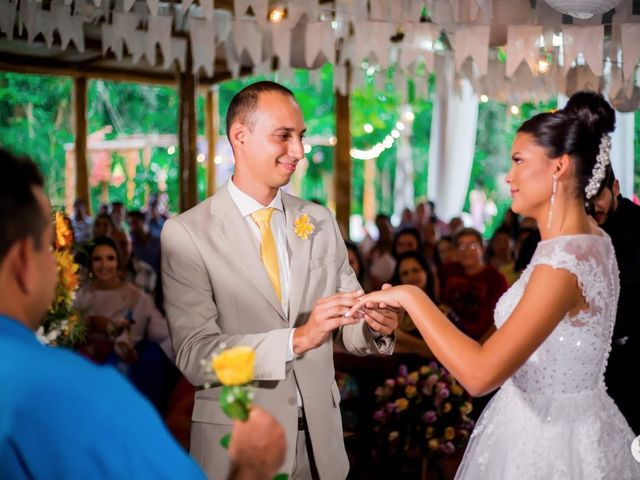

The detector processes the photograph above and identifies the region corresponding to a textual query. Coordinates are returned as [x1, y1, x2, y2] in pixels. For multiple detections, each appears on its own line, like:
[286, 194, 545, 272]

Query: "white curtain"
[427, 53, 479, 221]
[610, 111, 635, 198]
[393, 113, 415, 222]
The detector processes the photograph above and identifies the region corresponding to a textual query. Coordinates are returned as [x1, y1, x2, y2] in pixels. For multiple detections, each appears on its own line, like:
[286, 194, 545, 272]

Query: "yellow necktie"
[251, 208, 282, 302]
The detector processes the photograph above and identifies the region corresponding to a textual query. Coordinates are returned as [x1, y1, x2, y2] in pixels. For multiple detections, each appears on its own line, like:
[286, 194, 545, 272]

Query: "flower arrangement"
[372, 362, 474, 463]
[203, 345, 287, 480]
[37, 212, 86, 347]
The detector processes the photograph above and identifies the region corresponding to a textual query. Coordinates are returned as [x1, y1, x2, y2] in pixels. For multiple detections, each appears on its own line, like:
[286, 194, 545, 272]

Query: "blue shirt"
[0, 315, 205, 480]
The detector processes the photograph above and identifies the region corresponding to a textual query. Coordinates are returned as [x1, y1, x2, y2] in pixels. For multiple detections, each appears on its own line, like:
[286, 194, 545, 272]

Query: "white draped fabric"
[427, 54, 479, 221]
[393, 112, 414, 221]
[610, 111, 635, 198]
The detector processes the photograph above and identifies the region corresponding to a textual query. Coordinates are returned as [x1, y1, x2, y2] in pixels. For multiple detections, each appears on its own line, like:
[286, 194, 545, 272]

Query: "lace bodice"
[494, 233, 619, 395]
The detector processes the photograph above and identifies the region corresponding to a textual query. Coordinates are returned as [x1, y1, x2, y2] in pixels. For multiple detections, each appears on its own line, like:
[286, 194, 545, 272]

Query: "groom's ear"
[229, 122, 246, 149]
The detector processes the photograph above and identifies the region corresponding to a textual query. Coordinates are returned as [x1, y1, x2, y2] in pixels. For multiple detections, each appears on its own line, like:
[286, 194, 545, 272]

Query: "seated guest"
[487, 228, 518, 285]
[368, 214, 396, 289]
[147, 197, 168, 238]
[91, 213, 116, 239]
[391, 227, 422, 258]
[389, 251, 437, 367]
[440, 228, 508, 344]
[127, 210, 161, 275]
[75, 236, 174, 411]
[434, 236, 457, 268]
[114, 231, 157, 294]
[345, 241, 370, 293]
[71, 198, 92, 243]
[439, 228, 509, 417]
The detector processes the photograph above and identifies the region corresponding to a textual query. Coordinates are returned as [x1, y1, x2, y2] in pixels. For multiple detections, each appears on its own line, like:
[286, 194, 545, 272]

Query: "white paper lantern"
[544, 0, 622, 19]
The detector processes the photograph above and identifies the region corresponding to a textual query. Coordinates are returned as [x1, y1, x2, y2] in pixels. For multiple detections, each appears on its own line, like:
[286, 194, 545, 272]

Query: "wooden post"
[334, 90, 351, 238]
[178, 66, 198, 211]
[73, 77, 91, 214]
[205, 87, 219, 197]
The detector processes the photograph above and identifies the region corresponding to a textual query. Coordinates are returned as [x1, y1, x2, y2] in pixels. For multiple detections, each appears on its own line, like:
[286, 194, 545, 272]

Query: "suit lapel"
[283, 194, 312, 326]
[213, 187, 287, 323]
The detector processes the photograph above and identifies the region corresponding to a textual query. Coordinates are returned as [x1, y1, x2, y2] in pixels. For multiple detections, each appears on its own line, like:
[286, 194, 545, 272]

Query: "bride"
[350, 92, 640, 479]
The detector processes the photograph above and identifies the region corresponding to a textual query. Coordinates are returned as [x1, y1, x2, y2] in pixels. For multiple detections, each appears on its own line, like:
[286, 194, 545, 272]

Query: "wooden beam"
[177, 63, 198, 212]
[334, 90, 351, 238]
[73, 77, 91, 214]
[205, 87, 219, 197]
[0, 53, 249, 86]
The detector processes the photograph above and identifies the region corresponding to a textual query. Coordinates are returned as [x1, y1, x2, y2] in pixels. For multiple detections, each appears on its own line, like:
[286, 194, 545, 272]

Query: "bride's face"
[506, 133, 557, 218]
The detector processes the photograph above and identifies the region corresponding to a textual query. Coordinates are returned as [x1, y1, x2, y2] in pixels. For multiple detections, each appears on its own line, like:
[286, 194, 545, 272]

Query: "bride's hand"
[347, 285, 409, 316]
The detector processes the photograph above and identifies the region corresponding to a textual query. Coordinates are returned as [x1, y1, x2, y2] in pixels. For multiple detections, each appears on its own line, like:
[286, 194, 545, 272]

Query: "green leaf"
[220, 433, 231, 449]
[219, 386, 251, 421]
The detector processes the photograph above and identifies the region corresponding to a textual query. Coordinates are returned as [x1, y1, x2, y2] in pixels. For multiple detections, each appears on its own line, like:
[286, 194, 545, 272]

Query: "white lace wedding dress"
[455, 234, 640, 479]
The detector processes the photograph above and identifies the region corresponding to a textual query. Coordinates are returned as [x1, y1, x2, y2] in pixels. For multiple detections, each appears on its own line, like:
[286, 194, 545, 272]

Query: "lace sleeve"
[528, 236, 612, 327]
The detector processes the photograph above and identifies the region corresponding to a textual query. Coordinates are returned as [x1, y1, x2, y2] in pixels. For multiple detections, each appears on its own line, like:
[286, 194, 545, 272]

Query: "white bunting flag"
[188, 18, 215, 76]
[562, 25, 604, 76]
[305, 21, 335, 67]
[354, 21, 393, 68]
[506, 25, 542, 77]
[454, 25, 490, 76]
[621, 24, 640, 83]
[0, 0, 18, 40]
[233, 19, 263, 65]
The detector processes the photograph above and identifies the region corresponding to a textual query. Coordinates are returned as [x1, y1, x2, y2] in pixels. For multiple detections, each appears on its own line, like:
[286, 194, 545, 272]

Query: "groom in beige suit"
[162, 81, 397, 480]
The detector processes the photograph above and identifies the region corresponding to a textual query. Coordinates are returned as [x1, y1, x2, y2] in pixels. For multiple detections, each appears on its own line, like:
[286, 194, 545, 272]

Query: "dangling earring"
[547, 175, 557, 230]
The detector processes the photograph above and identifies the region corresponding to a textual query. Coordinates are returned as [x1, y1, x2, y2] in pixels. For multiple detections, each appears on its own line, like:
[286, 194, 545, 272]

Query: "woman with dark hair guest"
[388, 251, 437, 368]
[391, 227, 422, 259]
[74, 236, 177, 411]
[345, 241, 366, 286]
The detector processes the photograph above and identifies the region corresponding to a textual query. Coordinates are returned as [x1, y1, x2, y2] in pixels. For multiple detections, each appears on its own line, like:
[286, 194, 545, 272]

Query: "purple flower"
[385, 378, 396, 388]
[374, 387, 384, 397]
[440, 441, 455, 454]
[373, 410, 386, 422]
[398, 365, 408, 377]
[423, 410, 437, 423]
[385, 402, 396, 413]
[439, 388, 450, 399]
[426, 375, 439, 389]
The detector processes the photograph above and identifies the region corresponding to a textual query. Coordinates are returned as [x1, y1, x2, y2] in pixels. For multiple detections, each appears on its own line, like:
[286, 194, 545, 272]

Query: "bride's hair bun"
[562, 91, 615, 138]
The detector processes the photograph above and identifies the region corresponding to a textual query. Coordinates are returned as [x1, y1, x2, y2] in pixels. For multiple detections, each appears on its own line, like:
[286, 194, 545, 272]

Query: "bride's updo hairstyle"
[517, 91, 616, 201]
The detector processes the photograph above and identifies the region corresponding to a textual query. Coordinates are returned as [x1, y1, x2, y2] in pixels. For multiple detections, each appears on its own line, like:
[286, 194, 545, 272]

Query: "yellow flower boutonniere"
[294, 214, 315, 240]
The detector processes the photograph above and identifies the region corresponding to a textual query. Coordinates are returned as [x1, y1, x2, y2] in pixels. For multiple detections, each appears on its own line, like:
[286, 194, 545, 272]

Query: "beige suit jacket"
[161, 186, 393, 480]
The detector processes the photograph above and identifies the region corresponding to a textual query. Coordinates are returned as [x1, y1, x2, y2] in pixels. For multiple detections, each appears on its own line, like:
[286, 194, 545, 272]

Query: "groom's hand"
[293, 291, 362, 355]
[361, 284, 402, 336]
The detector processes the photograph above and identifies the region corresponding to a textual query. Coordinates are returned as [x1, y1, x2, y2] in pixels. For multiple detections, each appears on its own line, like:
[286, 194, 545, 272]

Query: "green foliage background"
[1, 70, 638, 234]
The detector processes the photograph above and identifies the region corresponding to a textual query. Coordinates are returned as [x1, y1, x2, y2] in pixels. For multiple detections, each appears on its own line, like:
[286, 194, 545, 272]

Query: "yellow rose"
[405, 385, 417, 398]
[451, 384, 464, 396]
[425, 426, 434, 438]
[395, 398, 409, 411]
[444, 427, 456, 441]
[407, 372, 420, 384]
[428, 438, 440, 451]
[443, 402, 452, 413]
[211, 346, 255, 386]
[397, 377, 406, 385]
[419, 366, 431, 375]
[389, 431, 399, 441]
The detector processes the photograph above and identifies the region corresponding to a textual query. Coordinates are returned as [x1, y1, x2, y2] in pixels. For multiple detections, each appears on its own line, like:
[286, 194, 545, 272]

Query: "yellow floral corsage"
[294, 214, 315, 240]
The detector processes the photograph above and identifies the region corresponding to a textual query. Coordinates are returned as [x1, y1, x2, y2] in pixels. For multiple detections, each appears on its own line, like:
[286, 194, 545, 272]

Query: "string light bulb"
[269, 6, 286, 23]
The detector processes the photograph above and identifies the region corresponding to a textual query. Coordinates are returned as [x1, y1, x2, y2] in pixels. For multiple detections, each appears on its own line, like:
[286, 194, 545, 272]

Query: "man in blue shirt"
[0, 149, 285, 479]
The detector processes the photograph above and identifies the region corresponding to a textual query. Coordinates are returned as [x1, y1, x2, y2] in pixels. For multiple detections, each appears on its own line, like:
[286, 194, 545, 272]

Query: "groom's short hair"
[0, 149, 47, 264]
[226, 81, 295, 139]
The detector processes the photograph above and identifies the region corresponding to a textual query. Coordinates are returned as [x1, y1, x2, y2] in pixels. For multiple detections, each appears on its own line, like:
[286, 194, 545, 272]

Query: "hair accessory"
[585, 134, 612, 200]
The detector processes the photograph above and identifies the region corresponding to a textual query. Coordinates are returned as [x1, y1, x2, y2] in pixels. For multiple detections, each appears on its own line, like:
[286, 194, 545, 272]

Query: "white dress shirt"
[227, 179, 303, 405]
